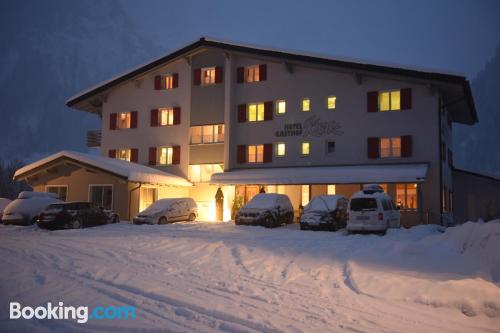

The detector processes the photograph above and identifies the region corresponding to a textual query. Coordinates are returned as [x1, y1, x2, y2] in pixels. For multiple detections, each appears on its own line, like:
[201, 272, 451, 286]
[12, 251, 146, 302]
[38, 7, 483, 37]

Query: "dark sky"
[124, 0, 500, 80]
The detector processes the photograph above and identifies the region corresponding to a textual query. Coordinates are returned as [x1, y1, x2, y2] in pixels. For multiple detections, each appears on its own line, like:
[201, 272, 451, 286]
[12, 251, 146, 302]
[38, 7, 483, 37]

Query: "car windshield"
[350, 198, 378, 211]
[47, 203, 66, 210]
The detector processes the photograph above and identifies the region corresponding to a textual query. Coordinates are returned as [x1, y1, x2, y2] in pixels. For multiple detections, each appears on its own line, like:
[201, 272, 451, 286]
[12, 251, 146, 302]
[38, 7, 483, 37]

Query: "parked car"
[347, 184, 400, 233]
[2, 191, 62, 225]
[0, 198, 12, 223]
[300, 195, 349, 231]
[104, 209, 120, 224]
[37, 202, 111, 230]
[235, 193, 294, 228]
[133, 198, 197, 225]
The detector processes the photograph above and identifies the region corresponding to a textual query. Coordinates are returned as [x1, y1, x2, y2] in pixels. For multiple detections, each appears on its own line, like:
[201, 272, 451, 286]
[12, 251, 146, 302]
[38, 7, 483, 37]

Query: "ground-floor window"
[46, 185, 68, 201]
[89, 185, 113, 210]
[188, 164, 224, 183]
[301, 185, 310, 206]
[140, 187, 157, 212]
[396, 183, 417, 210]
[327, 184, 336, 195]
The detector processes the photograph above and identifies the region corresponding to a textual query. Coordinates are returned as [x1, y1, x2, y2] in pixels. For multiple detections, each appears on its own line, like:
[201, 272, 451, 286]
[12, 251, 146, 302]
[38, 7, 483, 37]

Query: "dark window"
[46, 186, 67, 201]
[90, 186, 113, 210]
[326, 141, 335, 154]
[350, 198, 378, 211]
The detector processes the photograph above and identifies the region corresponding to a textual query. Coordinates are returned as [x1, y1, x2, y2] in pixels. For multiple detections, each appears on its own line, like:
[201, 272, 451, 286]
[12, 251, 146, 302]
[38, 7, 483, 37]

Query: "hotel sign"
[275, 116, 344, 138]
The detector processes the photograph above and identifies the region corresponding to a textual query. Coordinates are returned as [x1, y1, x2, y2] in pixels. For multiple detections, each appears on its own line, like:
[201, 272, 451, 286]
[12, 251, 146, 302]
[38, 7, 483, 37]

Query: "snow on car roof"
[305, 195, 345, 212]
[14, 151, 192, 187]
[244, 193, 286, 210]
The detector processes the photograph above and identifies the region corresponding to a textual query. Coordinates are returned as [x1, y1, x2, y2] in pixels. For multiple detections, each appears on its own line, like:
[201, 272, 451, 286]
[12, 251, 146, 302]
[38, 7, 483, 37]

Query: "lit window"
[379, 90, 400, 111]
[276, 143, 286, 157]
[301, 185, 310, 206]
[397, 184, 418, 210]
[164, 75, 173, 89]
[326, 141, 335, 154]
[160, 108, 174, 126]
[245, 65, 260, 83]
[188, 164, 223, 183]
[117, 149, 131, 161]
[248, 103, 265, 122]
[190, 124, 224, 144]
[276, 100, 286, 114]
[301, 142, 310, 156]
[302, 98, 310, 112]
[380, 137, 401, 158]
[327, 185, 336, 195]
[327, 96, 336, 109]
[140, 187, 157, 212]
[119, 112, 131, 129]
[202, 67, 216, 85]
[159, 147, 173, 165]
[248, 145, 264, 163]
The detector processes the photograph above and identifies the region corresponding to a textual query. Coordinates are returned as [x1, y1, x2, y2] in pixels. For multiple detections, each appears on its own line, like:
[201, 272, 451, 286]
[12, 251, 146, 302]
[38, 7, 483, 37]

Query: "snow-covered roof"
[210, 164, 428, 185]
[14, 150, 192, 187]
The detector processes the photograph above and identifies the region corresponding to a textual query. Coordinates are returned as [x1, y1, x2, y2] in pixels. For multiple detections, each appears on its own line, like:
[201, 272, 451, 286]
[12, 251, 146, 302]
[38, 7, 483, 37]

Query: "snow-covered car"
[300, 195, 348, 231]
[2, 191, 62, 225]
[133, 198, 197, 225]
[37, 202, 111, 230]
[347, 184, 400, 233]
[235, 193, 294, 228]
[0, 198, 12, 223]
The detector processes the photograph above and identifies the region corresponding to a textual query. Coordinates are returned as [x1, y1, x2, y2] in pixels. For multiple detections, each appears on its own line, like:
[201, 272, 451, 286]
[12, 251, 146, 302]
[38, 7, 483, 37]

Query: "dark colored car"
[300, 195, 349, 231]
[37, 202, 111, 230]
[235, 193, 294, 228]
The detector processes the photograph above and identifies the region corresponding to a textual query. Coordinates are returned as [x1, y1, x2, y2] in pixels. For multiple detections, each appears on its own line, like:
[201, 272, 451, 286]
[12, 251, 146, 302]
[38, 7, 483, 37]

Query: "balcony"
[87, 130, 102, 147]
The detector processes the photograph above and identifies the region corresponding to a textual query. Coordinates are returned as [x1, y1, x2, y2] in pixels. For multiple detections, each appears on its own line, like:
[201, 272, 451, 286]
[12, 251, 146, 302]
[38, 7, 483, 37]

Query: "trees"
[0, 159, 31, 199]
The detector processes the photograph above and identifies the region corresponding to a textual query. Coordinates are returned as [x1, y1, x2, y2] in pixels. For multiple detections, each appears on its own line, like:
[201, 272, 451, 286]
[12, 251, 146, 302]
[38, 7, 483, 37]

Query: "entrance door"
[244, 185, 260, 203]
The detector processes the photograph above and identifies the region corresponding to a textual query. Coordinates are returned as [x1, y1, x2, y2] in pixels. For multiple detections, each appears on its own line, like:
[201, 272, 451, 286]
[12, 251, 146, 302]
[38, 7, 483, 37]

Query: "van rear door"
[349, 198, 378, 223]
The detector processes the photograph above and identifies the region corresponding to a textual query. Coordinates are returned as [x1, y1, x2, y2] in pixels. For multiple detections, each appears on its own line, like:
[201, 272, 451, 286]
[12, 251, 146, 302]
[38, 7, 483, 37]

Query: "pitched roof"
[14, 150, 192, 186]
[66, 37, 477, 124]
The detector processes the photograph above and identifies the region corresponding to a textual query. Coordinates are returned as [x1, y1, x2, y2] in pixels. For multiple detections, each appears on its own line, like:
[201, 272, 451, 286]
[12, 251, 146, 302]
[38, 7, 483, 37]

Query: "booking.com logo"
[10, 302, 136, 324]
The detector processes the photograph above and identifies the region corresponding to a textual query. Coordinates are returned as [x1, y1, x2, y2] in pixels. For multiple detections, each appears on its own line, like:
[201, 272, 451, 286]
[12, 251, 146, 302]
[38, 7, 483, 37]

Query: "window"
[190, 124, 224, 144]
[326, 141, 335, 154]
[276, 100, 286, 115]
[275, 143, 286, 157]
[301, 185, 310, 206]
[159, 147, 173, 165]
[379, 90, 401, 111]
[302, 98, 310, 112]
[46, 185, 68, 201]
[188, 164, 224, 183]
[327, 185, 336, 195]
[267, 185, 285, 194]
[202, 67, 216, 85]
[164, 75, 173, 89]
[89, 185, 113, 210]
[117, 149, 131, 161]
[248, 145, 264, 163]
[160, 108, 174, 126]
[397, 184, 418, 210]
[327, 96, 336, 110]
[350, 198, 377, 211]
[246, 65, 260, 82]
[248, 103, 265, 122]
[380, 137, 401, 158]
[140, 187, 157, 212]
[118, 112, 131, 129]
[301, 142, 310, 156]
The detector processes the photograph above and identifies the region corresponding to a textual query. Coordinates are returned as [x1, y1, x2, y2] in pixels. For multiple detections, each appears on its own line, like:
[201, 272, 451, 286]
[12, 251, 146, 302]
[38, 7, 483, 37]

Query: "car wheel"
[188, 213, 196, 222]
[112, 215, 119, 224]
[158, 217, 167, 225]
[71, 219, 82, 229]
[31, 216, 38, 225]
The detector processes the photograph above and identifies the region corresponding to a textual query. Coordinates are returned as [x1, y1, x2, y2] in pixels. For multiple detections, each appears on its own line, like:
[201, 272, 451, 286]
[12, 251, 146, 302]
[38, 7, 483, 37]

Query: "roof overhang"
[210, 164, 429, 185]
[66, 37, 477, 125]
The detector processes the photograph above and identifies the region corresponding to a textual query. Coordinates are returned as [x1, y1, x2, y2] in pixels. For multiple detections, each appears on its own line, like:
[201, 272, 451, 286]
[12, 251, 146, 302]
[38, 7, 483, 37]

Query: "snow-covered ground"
[1, 221, 499, 332]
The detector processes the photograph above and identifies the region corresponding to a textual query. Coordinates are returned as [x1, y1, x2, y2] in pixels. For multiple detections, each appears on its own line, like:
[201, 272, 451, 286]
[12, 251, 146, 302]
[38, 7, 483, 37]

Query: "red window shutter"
[401, 135, 413, 157]
[130, 111, 138, 128]
[237, 145, 246, 164]
[172, 73, 179, 88]
[148, 147, 157, 165]
[109, 113, 117, 130]
[130, 148, 138, 163]
[108, 149, 116, 158]
[172, 146, 181, 165]
[263, 144, 272, 163]
[193, 68, 201, 86]
[400, 88, 412, 110]
[367, 137, 380, 158]
[154, 75, 162, 90]
[259, 64, 267, 81]
[238, 104, 247, 123]
[215, 66, 223, 83]
[264, 101, 273, 121]
[237, 67, 244, 83]
[367, 91, 378, 112]
[150, 109, 159, 127]
[173, 107, 181, 125]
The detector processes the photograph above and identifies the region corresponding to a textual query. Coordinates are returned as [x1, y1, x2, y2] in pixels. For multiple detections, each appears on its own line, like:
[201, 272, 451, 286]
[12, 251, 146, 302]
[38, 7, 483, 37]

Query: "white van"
[347, 185, 400, 233]
[133, 198, 197, 225]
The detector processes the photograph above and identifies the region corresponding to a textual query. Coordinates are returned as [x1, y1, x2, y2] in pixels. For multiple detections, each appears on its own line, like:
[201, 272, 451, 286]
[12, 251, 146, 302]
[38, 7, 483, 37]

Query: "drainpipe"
[128, 182, 142, 221]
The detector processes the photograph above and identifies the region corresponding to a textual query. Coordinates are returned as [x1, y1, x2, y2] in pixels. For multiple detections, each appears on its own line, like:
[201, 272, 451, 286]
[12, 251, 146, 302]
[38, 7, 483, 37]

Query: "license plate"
[356, 216, 370, 220]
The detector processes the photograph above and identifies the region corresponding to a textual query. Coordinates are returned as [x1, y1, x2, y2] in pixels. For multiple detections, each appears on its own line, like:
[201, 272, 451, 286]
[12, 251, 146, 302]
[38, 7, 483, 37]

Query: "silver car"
[133, 198, 197, 225]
